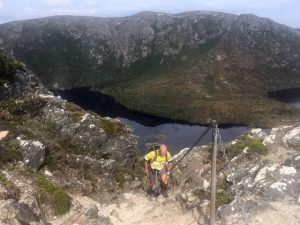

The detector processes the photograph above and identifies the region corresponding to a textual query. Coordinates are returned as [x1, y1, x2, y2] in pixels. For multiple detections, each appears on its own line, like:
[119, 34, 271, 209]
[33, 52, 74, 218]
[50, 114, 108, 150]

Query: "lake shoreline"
[52, 86, 300, 153]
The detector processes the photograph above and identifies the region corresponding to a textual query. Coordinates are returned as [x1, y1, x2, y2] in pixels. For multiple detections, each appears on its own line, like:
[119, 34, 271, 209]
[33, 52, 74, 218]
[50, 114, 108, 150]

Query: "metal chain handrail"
[171, 125, 212, 170]
[216, 127, 251, 225]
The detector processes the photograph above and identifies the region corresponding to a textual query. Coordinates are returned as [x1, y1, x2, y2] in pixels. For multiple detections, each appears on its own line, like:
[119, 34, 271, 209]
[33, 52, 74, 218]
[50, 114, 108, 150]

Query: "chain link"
[216, 127, 251, 225]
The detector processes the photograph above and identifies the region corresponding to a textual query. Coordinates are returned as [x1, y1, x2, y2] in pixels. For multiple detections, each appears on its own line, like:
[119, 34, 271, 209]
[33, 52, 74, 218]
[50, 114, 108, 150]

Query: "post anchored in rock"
[210, 120, 218, 225]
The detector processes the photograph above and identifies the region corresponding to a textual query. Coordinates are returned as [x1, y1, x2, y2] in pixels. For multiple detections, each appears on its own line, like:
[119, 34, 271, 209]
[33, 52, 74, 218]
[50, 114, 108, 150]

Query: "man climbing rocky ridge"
[1, 51, 300, 224]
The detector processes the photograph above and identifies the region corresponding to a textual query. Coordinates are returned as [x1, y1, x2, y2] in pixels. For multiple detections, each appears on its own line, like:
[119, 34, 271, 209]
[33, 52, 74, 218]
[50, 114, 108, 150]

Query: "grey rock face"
[0, 12, 238, 66]
[17, 138, 46, 172]
[82, 217, 113, 225]
[42, 93, 137, 168]
[85, 205, 99, 219]
[282, 125, 300, 148]
[0, 199, 41, 225]
[80, 205, 113, 225]
[1, 52, 139, 225]
[0, 68, 49, 100]
[172, 125, 300, 225]
[0, 11, 298, 71]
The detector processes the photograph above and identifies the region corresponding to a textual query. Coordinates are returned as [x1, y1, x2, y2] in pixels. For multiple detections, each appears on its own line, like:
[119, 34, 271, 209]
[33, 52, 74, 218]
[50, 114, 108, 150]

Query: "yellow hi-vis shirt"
[144, 150, 173, 170]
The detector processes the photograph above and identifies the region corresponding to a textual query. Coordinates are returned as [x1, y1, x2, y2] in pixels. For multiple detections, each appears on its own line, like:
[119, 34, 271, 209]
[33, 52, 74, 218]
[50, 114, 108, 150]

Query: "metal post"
[210, 121, 218, 225]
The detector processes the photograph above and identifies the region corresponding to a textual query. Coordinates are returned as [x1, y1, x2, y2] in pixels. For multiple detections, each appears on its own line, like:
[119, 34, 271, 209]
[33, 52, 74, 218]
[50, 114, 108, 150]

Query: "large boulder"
[0, 199, 42, 225]
[17, 138, 46, 172]
[282, 125, 300, 149]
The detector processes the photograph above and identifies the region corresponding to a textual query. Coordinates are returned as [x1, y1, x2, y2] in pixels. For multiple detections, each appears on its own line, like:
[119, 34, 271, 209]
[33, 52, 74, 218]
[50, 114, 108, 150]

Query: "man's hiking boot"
[153, 182, 161, 195]
[161, 188, 168, 198]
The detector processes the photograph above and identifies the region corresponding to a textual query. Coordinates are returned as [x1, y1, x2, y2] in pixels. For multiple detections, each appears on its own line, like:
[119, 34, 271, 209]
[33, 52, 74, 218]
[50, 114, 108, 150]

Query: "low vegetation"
[247, 139, 268, 156]
[0, 50, 23, 81]
[64, 102, 85, 123]
[0, 142, 22, 164]
[58, 135, 98, 158]
[193, 188, 208, 201]
[0, 172, 21, 200]
[193, 176, 233, 209]
[0, 97, 47, 117]
[98, 118, 127, 137]
[225, 134, 268, 158]
[2, 15, 300, 127]
[64, 102, 83, 112]
[216, 177, 234, 209]
[35, 174, 71, 215]
[114, 166, 126, 188]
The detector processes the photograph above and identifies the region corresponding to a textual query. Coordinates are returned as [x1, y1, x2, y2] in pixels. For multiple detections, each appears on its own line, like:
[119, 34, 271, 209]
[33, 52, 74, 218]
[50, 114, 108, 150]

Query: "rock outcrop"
[0, 50, 139, 224]
[172, 125, 300, 225]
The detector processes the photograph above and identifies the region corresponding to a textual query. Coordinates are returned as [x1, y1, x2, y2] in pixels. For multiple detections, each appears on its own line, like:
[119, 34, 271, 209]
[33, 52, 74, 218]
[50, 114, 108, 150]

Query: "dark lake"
[268, 87, 300, 108]
[52, 86, 300, 154]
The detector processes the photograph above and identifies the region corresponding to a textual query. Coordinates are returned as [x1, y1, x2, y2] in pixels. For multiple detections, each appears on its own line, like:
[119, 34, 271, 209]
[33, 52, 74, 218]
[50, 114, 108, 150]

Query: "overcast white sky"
[0, 0, 299, 28]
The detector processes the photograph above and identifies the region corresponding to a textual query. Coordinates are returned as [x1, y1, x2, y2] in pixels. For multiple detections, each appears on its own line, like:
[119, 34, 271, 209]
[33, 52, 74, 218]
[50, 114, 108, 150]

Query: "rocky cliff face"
[0, 51, 140, 224]
[0, 11, 300, 126]
[1, 12, 299, 90]
[172, 124, 300, 225]
[0, 12, 237, 70]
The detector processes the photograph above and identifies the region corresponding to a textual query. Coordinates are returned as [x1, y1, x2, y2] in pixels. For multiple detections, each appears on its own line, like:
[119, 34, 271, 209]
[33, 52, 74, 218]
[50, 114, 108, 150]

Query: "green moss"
[217, 177, 232, 191]
[248, 139, 268, 156]
[0, 50, 23, 81]
[98, 118, 127, 137]
[216, 177, 233, 208]
[35, 174, 71, 215]
[225, 134, 268, 158]
[192, 177, 233, 209]
[225, 138, 247, 158]
[193, 188, 208, 201]
[216, 190, 233, 209]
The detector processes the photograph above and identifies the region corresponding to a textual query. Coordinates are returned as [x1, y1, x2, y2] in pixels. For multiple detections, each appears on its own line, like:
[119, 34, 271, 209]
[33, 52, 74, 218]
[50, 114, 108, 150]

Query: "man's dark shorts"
[149, 167, 167, 184]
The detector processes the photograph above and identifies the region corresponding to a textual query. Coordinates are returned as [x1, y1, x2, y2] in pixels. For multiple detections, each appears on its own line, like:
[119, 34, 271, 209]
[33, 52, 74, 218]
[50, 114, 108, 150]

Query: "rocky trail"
[67, 191, 198, 225]
[101, 192, 198, 225]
